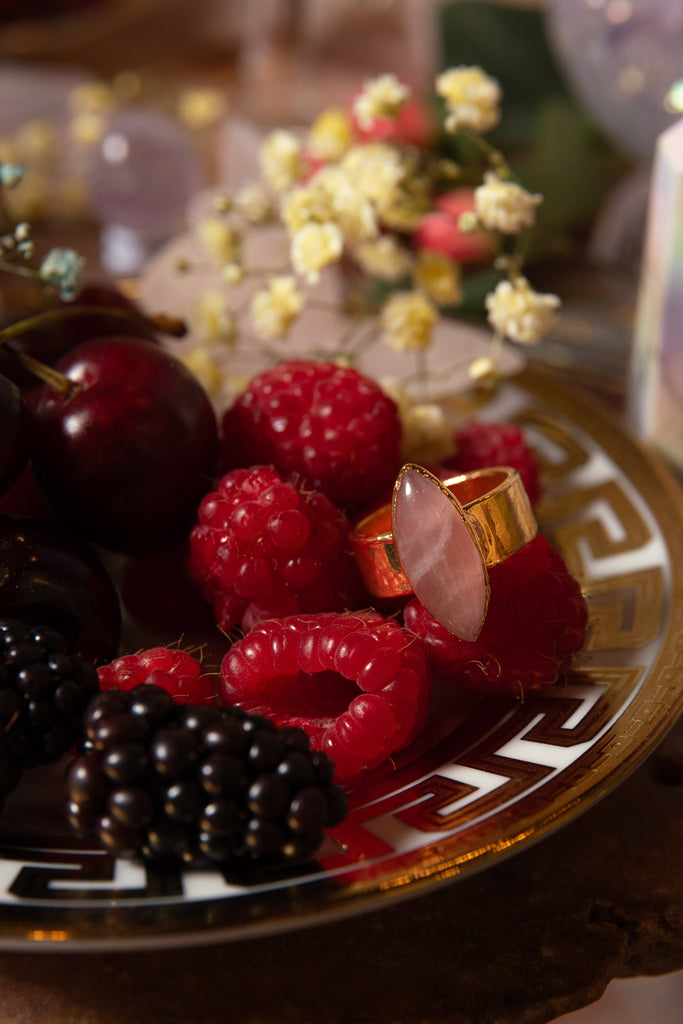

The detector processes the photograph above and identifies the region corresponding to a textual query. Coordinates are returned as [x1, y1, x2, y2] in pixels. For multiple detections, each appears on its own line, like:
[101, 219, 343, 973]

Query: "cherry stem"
[0, 304, 187, 345]
[7, 347, 76, 396]
[0, 304, 187, 396]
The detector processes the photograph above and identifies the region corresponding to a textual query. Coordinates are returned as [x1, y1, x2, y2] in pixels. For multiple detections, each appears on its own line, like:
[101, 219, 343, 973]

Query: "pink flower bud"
[414, 189, 493, 264]
[350, 95, 434, 149]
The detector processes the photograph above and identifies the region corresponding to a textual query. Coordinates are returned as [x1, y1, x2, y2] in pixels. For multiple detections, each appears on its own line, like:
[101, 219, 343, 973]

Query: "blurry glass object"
[630, 117, 683, 470]
[546, 0, 683, 162]
[87, 107, 203, 275]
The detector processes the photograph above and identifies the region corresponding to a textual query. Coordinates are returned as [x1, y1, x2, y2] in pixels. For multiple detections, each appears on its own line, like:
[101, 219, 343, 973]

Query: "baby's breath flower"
[234, 183, 273, 224]
[222, 262, 245, 285]
[436, 65, 501, 135]
[68, 81, 117, 116]
[354, 234, 413, 282]
[308, 107, 353, 161]
[311, 166, 377, 243]
[189, 289, 238, 346]
[250, 275, 304, 340]
[474, 171, 542, 234]
[340, 143, 407, 214]
[69, 112, 107, 147]
[468, 355, 502, 386]
[381, 379, 455, 464]
[177, 87, 226, 130]
[485, 276, 560, 345]
[290, 221, 343, 283]
[380, 290, 437, 352]
[181, 347, 225, 398]
[458, 210, 480, 233]
[15, 119, 57, 162]
[353, 73, 411, 130]
[213, 194, 232, 214]
[13, 221, 33, 259]
[0, 163, 24, 189]
[260, 129, 304, 194]
[197, 217, 241, 265]
[39, 247, 84, 301]
[280, 185, 332, 234]
[414, 250, 462, 306]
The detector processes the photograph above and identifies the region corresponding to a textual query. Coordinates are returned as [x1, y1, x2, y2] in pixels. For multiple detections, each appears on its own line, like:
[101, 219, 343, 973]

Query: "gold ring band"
[351, 464, 538, 641]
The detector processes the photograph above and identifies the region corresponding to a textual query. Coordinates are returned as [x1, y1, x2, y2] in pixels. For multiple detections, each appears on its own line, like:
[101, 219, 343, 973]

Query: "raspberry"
[403, 535, 588, 696]
[189, 466, 368, 632]
[443, 420, 540, 505]
[66, 685, 348, 871]
[219, 360, 402, 510]
[98, 648, 218, 706]
[220, 611, 433, 784]
[0, 617, 99, 807]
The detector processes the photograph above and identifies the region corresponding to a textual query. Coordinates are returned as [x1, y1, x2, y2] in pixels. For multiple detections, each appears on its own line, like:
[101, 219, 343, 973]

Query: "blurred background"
[1, 2, 682, 1019]
[4, 0, 683, 397]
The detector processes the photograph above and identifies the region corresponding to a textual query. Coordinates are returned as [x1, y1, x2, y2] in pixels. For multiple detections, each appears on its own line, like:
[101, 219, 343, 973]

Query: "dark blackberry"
[66, 684, 348, 871]
[0, 616, 100, 809]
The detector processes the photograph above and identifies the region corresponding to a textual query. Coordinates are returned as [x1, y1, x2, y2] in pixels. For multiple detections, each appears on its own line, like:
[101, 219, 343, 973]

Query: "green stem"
[340, 316, 378, 356]
[7, 348, 76, 396]
[0, 304, 187, 395]
[461, 130, 512, 179]
[0, 258, 38, 280]
[0, 304, 186, 347]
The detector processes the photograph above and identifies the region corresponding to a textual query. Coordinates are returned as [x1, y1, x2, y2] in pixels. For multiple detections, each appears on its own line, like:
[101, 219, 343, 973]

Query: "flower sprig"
[0, 161, 186, 394]
[174, 65, 559, 403]
[0, 165, 84, 302]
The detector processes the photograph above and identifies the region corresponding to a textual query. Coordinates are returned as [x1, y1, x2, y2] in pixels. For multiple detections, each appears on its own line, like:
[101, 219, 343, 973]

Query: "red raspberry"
[220, 611, 433, 784]
[98, 647, 218, 705]
[219, 360, 402, 510]
[189, 466, 368, 633]
[403, 535, 587, 696]
[443, 420, 540, 505]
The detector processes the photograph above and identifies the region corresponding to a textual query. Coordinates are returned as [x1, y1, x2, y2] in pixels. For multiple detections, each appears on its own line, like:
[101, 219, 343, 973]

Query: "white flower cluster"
[353, 73, 410, 131]
[436, 66, 502, 134]
[172, 66, 560, 407]
[485, 277, 560, 345]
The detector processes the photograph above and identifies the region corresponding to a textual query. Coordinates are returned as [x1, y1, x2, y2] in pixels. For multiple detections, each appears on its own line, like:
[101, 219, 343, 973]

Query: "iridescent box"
[630, 118, 683, 471]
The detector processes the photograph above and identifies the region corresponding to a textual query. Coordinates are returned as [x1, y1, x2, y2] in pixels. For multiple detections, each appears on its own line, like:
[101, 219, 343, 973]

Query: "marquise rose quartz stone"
[392, 467, 488, 642]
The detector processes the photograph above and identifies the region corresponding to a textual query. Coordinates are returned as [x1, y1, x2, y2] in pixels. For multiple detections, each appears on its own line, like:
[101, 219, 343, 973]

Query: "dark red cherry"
[0, 282, 158, 394]
[0, 514, 121, 663]
[32, 336, 218, 554]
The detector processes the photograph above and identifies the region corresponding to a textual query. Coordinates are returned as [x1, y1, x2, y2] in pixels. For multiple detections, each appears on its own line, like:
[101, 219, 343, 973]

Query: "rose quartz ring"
[351, 464, 538, 642]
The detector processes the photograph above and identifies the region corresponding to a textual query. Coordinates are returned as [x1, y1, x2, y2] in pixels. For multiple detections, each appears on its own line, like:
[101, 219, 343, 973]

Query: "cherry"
[32, 336, 219, 554]
[0, 282, 158, 394]
[0, 374, 33, 497]
[0, 514, 121, 663]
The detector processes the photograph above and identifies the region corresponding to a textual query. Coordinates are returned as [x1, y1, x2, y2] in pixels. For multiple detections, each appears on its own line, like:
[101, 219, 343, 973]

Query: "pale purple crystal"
[88, 107, 202, 242]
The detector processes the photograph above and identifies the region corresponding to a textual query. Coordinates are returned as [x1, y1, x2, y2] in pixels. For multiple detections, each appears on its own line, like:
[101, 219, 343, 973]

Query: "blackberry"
[66, 684, 348, 871]
[0, 616, 100, 808]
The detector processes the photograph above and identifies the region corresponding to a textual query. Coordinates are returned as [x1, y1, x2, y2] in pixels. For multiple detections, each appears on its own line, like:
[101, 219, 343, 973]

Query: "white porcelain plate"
[1, 366, 682, 951]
